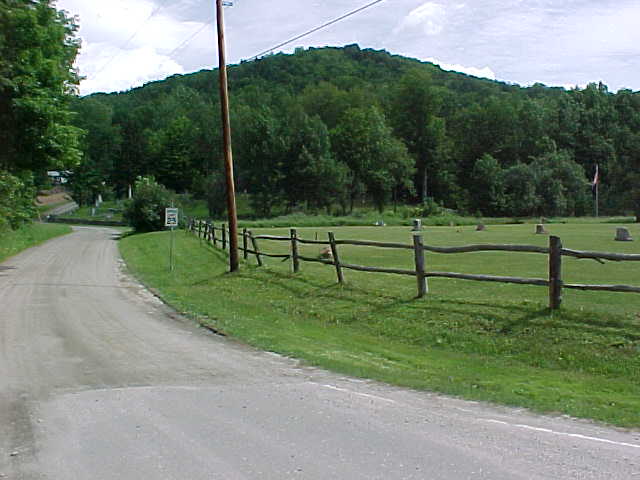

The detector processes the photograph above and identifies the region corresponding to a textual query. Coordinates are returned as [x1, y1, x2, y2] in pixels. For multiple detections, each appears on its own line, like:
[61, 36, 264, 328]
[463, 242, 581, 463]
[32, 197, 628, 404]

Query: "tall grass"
[0, 223, 71, 262]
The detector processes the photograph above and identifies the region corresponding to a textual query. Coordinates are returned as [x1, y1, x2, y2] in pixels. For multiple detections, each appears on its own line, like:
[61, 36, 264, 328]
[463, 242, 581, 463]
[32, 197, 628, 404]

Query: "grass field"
[0, 223, 72, 263]
[120, 222, 640, 427]
[63, 200, 124, 221]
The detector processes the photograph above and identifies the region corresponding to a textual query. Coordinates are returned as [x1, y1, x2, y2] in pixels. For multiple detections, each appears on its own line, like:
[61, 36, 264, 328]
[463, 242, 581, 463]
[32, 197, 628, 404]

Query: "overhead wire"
[92, 0, 171, 77]
[167, 1, 238, 60]
[247, 0, 386, 61]
[88, 0, 384, 83]
[167, 19, 215, 59]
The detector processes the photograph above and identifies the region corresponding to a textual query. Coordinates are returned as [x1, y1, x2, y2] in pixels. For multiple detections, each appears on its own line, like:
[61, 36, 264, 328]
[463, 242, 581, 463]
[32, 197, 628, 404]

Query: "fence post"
[222, 224, 227, 250]
[210, 223, 216, 247]
[328, 232, 344, 284]
[290, 228, 300, 273]
[413, 233, 428, 298]
[242, 228, 248, 260]
[549, 235, 563, 310]
[248, 230, 263, 266]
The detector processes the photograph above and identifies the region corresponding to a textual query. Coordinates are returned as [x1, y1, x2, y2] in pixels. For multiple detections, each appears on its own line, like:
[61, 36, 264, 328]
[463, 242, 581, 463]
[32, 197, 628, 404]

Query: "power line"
[93, 0, 170, 76]
[167, 2, 237, 60]
[167, 19, 214, 59]
[248, 0, 386, 61]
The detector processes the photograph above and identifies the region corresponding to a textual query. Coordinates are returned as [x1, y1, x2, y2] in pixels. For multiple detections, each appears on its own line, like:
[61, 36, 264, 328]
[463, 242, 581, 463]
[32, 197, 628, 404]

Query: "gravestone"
[535, 224, 547, 234]
[412, 219, 422, 231]
[615, 227, 633, 241]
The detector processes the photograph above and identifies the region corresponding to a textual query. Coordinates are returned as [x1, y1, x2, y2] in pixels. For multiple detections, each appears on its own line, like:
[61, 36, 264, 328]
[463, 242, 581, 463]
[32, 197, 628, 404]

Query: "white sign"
[165, 208, 179, 227]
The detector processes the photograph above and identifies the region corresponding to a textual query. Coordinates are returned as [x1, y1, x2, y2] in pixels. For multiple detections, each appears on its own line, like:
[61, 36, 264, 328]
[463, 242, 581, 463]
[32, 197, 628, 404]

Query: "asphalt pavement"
[1, 226, 638, 479]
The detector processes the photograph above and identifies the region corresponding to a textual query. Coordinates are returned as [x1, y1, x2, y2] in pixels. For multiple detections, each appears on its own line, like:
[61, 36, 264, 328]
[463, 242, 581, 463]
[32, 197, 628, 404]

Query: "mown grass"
[0, 223, 72, 262]
[64, 200, 124, 221]
[35, 200, 71, 217]
[119, 222, 640, 427]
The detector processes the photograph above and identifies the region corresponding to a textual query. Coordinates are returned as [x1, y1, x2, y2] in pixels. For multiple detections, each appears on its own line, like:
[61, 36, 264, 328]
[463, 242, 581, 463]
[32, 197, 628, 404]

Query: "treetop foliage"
[0, 0, 82, 231]
[0, 0, 82, 174]
[71, 44, 640, 220]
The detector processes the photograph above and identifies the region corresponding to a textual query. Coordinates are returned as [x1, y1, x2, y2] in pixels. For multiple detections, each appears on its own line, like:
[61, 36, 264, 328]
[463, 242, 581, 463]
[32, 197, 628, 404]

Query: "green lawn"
[64, 200, 124, 221]
[35, 200, 71, 217]
[0, 223, 72, 263]
[120, 222, 640, 427]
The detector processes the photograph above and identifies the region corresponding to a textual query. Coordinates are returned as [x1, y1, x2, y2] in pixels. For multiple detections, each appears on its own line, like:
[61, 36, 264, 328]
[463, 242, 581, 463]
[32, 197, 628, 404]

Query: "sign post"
[165, 207, 179, 271]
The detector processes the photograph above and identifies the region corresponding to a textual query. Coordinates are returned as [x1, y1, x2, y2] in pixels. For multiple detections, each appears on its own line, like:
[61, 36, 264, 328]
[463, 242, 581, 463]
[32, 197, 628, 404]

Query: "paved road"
[1, 227, 639, 479]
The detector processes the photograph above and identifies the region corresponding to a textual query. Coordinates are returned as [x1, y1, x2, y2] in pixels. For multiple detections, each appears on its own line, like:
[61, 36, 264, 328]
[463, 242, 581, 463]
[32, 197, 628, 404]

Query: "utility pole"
[215, 0, 239, 272]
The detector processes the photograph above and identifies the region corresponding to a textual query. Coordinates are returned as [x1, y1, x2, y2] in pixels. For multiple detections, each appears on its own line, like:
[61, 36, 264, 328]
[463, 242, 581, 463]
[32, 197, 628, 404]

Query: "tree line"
[71, 45, 640, 220]
[0, 0, 82, 232]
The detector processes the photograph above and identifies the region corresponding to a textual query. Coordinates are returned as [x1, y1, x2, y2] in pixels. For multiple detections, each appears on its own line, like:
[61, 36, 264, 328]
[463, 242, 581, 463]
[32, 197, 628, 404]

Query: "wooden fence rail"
[186, 218, 639, 309]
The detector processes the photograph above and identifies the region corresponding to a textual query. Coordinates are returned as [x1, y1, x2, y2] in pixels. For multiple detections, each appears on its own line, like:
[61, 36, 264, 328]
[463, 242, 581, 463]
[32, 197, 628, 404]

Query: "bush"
[0, 171, 36, 232]
[123, 177, 175, 232]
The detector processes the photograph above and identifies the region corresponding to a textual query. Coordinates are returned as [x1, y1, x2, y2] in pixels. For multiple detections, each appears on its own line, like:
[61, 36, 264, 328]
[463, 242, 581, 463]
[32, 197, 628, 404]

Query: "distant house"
[47, 171, 69, 184]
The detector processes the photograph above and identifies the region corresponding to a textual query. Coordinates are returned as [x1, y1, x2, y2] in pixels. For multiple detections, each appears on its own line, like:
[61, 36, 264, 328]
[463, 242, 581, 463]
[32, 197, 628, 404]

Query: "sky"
[54, 0, 640, 96]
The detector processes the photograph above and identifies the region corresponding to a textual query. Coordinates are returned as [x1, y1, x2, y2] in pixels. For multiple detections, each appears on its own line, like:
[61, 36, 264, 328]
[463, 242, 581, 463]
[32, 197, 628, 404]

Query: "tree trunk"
[393, 187, 397, 213]
[422, 168, 428, 202]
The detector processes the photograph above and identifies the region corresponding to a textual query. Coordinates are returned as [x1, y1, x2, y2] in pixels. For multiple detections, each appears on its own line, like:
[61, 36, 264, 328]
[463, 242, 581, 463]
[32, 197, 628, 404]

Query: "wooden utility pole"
[215, 0, 239, 272]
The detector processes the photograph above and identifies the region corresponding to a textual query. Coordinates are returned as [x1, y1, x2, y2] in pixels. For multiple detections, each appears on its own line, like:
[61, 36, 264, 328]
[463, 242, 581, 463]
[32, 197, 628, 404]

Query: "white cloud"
[426, 57, 496, 81]
[397, 2, 447, 35]
[78, 42, 185, 95]
[57, 0, 212, 94]
[54, 0, 640, 94]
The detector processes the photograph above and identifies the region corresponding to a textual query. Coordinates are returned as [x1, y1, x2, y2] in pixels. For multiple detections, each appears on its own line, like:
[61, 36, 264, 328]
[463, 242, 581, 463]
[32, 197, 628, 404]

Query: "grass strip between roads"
[0, 223, 72, 263]
[120, 228, 640, 428]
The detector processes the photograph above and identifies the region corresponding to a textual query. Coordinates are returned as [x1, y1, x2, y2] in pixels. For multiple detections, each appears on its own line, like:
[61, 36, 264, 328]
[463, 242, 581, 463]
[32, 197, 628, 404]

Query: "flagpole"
[593, 164, 599, 218]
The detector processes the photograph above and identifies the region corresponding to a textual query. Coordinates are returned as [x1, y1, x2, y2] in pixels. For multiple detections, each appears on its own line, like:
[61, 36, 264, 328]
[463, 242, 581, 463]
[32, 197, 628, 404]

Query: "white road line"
[314, 383, 397, 404]
[483, 419, 640, 449]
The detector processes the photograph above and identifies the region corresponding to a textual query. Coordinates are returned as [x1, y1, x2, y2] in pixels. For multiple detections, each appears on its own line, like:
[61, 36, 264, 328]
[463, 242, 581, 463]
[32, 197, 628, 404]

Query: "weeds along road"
[1, 226, 639, 480]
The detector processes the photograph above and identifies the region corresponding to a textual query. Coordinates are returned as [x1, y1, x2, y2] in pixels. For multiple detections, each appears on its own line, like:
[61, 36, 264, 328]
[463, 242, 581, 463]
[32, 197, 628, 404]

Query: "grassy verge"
[0, 223, 72, 262]
[63, 200, 123, 222]
[35, 200, 71, 217]
[120, 224, 640, 428]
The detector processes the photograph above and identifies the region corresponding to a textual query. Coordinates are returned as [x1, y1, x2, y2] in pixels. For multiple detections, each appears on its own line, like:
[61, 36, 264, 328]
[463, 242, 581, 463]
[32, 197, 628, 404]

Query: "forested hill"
[71, 45, 640, 219]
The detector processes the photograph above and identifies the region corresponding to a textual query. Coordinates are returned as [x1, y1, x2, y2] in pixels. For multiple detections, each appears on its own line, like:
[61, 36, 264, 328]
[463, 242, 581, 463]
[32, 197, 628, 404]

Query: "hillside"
[71, 45, 640, 220]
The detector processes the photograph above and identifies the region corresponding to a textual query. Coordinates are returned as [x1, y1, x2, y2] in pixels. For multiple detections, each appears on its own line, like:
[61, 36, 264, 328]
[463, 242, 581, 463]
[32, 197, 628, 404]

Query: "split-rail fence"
[187, 219, 640, 310]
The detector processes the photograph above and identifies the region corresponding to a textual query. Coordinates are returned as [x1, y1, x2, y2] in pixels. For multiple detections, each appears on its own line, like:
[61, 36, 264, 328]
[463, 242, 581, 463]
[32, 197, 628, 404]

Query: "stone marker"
[615, 227, 633, 241]
[535, 224, 547, 234]
[412, 218, 422, 231]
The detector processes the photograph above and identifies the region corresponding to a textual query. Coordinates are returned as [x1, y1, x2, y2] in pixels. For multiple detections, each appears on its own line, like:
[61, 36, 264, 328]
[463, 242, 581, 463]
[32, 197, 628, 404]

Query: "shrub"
[123, 177, 175, 232]
[0, 171, 36, 232]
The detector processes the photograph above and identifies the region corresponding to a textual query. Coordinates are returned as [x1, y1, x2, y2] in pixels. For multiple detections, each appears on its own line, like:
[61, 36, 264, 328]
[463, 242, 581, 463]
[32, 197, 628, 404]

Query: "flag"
[592, 164, 599, 194]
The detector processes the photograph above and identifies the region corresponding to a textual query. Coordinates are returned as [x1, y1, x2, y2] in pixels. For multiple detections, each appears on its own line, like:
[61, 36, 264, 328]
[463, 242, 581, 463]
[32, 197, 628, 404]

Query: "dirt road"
[1, 227, 638, 479]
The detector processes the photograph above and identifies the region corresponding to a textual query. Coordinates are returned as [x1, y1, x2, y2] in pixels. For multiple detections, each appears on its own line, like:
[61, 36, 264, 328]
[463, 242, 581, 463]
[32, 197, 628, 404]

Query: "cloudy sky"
[54, 0, 640, 96]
